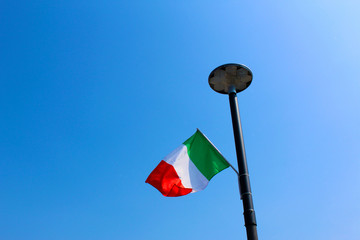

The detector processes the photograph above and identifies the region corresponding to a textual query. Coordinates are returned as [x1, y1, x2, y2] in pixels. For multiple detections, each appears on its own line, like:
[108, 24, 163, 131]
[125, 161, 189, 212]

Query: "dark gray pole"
[208, 63, 258, 239]
[228, 87, 258, 240]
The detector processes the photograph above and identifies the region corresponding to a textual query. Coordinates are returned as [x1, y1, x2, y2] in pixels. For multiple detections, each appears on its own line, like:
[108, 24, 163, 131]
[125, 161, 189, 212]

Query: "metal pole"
[228, 87, 258, 240]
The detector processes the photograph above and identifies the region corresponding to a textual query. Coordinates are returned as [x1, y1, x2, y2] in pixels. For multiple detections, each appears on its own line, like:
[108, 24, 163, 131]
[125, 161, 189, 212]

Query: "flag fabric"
[145, 129, 229, 197]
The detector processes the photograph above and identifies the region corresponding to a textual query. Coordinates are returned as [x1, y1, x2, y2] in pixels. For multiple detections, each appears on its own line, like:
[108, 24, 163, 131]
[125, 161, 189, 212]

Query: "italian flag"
[146, 129, 230, 197]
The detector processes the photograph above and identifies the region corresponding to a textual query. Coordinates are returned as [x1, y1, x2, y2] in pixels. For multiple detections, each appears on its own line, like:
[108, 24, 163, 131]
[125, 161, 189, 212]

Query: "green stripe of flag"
[183, 130, 229, 181]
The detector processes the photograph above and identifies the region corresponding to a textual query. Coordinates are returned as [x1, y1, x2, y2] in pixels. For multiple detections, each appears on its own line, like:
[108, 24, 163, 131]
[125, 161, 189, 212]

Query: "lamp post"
[208, 63, 258, 240]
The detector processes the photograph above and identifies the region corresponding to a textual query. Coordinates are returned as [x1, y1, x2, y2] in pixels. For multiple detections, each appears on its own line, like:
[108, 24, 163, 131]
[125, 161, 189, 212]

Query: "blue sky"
[1, 1, 360, 239]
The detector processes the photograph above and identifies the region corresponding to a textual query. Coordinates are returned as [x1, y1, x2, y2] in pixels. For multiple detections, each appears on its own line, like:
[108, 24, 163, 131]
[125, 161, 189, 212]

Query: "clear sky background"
[1, 1, 360, 239]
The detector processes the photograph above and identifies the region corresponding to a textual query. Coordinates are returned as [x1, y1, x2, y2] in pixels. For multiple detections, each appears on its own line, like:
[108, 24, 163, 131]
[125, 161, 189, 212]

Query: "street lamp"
[209, 63, 258, 240]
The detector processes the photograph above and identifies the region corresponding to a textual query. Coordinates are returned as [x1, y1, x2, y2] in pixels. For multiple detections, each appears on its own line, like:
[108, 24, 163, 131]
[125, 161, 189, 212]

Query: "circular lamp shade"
[208, 63, 253, 94]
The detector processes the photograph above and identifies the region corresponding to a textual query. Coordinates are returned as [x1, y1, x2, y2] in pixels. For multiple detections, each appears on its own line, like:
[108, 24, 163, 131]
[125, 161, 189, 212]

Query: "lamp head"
[208, 63, 252, 94]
